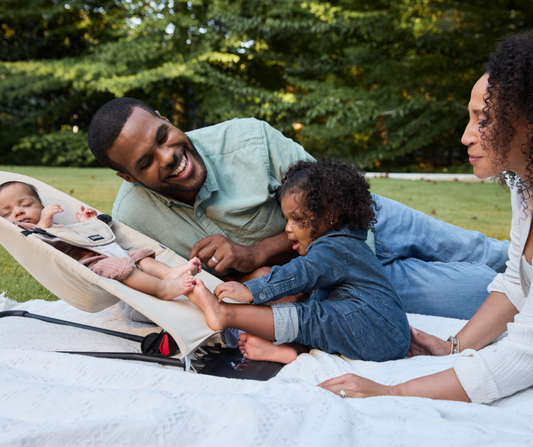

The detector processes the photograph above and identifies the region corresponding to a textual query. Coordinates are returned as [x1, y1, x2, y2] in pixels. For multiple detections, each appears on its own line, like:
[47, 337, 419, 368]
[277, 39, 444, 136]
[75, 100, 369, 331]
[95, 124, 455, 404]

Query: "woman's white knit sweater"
[454, 185, 533, 403]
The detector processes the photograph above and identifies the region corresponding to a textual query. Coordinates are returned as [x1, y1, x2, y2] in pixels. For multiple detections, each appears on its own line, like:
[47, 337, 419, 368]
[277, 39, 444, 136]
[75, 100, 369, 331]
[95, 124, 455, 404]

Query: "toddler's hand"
[38, 204, 64, 228]
[75, 205, 97, 222]
[214, 281, 254, 303]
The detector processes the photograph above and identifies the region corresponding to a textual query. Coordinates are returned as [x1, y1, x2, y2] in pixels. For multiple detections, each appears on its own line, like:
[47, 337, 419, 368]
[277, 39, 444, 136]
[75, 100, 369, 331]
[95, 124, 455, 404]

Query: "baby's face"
[0, 183, 43, 224]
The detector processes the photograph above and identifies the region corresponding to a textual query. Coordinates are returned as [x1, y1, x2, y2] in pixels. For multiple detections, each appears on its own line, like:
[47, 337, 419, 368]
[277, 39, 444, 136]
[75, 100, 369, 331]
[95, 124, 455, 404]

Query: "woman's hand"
[75, 205, 97, 222]
[407, 326, 451, 357]
[318, 373, 399, 399]
[214, 281, 254, 303]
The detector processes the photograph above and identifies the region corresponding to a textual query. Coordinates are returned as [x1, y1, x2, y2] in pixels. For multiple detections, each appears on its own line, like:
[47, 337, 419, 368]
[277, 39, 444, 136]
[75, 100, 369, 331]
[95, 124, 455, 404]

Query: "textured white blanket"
[1, 293, 532, 447]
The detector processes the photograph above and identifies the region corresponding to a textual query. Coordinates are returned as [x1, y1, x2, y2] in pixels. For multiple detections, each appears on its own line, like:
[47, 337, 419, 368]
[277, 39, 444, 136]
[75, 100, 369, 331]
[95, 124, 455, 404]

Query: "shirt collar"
[306, 225, 368, 252]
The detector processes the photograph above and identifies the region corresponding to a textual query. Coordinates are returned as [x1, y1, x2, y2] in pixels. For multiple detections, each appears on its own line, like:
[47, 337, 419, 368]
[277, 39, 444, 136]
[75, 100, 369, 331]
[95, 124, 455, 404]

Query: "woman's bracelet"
[447, 335, 460, 354]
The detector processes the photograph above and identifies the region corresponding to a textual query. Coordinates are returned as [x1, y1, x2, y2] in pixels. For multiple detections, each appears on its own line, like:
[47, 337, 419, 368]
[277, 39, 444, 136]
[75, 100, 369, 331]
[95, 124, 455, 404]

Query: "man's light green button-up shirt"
[112, 118, 314, 270]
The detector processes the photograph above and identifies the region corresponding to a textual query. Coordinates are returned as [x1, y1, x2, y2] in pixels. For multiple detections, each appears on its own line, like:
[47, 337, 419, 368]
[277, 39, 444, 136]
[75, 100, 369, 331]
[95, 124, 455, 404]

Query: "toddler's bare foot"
[165, 257, 201, 280]
[238, 333, 299, 364]
[186, 279, 227, 332]
[157, 271, 195, 301]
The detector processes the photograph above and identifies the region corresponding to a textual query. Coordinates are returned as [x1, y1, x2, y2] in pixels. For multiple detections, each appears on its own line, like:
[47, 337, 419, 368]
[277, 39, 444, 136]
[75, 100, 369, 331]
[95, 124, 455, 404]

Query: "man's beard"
[134, 137, 207, 197]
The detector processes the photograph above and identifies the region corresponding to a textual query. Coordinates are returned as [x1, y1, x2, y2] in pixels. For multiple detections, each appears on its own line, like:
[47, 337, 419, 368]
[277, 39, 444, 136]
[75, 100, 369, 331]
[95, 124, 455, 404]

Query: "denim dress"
[245, 226, 410, 361]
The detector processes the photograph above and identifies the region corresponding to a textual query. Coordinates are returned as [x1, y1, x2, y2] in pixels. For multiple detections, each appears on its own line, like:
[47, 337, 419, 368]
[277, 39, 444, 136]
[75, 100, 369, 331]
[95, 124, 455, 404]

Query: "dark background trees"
[2, 0, 533, 171]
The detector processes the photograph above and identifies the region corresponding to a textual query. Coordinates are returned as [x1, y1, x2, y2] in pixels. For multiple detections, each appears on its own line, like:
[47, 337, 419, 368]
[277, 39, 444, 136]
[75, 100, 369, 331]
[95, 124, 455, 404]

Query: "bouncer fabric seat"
[0, 171, 221, 358]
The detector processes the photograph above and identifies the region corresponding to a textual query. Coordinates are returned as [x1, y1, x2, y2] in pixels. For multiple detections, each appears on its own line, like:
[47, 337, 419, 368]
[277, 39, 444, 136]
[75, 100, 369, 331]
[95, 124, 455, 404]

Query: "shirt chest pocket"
[215, 200, 287, 245]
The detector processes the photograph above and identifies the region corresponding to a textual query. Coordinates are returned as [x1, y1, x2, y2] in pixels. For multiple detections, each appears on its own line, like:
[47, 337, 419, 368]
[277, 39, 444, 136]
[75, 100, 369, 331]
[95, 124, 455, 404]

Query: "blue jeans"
[372, 194, 510, 320]
[273, 297, 410, 362]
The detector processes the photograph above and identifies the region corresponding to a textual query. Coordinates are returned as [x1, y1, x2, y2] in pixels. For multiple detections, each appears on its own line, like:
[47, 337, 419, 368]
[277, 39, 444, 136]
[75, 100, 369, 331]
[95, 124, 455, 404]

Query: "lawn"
[0, 166, 512, 303]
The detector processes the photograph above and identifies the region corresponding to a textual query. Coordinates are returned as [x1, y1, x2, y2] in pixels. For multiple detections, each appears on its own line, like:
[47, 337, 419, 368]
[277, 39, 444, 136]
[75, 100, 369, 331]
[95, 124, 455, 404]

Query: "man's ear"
[155, 110, 170, 123]
[116, 171, 137, 184]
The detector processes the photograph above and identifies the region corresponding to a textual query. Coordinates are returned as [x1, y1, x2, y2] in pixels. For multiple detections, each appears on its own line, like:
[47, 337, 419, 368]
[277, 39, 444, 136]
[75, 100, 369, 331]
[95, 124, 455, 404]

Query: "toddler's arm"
[75, 205, 98, 222]
[38, 204, 64, 228]
[214, 281, 254, 303]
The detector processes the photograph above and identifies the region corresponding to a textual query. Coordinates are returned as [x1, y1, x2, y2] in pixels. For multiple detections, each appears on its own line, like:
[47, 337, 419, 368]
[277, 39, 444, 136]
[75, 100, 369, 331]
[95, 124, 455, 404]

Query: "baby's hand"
[75, 205, 97, 222]
[38, 204, 64, 228]
[214, 281, 254, 303]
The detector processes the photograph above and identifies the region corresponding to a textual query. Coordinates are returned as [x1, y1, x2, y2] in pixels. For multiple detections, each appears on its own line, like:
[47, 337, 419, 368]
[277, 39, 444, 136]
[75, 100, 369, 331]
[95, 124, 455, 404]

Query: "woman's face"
[461, 74, 528, 180]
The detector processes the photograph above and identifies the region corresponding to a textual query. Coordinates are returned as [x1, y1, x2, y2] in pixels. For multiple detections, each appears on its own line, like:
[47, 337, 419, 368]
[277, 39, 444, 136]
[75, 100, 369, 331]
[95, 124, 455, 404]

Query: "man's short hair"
[88, 97, 159, 173]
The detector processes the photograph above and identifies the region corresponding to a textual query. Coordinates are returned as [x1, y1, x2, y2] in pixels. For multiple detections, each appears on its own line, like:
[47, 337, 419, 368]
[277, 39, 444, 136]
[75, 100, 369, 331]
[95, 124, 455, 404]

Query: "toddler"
[0, 181, 200, 300]
[186, 159, 410, 363]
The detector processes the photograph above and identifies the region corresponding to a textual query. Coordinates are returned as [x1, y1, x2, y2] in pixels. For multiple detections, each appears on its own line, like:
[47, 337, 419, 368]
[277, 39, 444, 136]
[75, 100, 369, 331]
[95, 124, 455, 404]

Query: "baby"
[0, 181, 200, 301]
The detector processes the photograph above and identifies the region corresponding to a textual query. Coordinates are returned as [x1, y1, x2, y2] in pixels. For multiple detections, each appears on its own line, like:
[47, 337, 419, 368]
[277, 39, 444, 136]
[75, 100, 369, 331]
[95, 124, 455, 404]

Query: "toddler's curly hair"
[281, 159, 378, 240]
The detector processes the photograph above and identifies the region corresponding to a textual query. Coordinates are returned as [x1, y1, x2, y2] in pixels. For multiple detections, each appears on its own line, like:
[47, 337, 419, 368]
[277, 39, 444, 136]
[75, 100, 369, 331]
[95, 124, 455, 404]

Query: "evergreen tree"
[206, 0, 533, 171]
[1, 0, 533, 170]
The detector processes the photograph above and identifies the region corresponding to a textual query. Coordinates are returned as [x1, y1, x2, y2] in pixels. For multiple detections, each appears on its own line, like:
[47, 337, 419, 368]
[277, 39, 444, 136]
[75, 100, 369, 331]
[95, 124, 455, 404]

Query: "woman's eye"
[478, 116, 488, 127]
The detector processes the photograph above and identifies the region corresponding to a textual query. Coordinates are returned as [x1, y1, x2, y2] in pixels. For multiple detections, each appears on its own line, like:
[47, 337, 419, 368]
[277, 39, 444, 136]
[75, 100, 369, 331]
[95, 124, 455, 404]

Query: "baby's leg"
[122, 269, 195, 301]
[238, 333, 308, 364]
[137, 257, 201, 281]
[186, 279, 276, 339]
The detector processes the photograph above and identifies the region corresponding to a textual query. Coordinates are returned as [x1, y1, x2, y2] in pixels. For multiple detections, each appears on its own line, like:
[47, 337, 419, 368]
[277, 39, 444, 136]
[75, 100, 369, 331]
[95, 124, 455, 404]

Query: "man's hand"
[37, 204, 64, 228]
[214, 281, 254, 303]
[75, 205, 98, 222]
[190, 234, 257, 275]
[190, 232, 298, 276]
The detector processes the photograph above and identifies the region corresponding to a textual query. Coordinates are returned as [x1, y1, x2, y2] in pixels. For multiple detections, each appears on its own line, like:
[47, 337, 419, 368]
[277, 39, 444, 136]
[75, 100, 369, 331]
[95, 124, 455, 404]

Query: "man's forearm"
[250, 231, 298, 268]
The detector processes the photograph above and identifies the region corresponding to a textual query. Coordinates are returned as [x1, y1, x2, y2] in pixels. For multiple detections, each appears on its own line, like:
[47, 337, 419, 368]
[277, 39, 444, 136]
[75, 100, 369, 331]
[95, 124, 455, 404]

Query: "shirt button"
[259, 293, 266, 300]
[196, 210, 202, 218]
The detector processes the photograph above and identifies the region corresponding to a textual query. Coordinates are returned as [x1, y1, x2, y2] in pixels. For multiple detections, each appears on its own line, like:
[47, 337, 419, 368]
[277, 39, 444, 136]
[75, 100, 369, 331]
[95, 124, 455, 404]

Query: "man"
[88, 97, 509, 320]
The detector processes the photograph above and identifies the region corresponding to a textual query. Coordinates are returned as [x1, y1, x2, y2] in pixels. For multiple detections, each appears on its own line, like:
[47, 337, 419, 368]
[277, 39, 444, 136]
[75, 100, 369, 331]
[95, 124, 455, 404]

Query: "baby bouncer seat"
[0, 171, 223, 364]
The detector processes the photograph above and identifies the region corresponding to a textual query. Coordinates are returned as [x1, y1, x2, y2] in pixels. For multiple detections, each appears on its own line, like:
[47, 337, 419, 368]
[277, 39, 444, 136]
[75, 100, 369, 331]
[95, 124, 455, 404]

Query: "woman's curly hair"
[280, 159, 378, 240]
[483, 31, 533, 200]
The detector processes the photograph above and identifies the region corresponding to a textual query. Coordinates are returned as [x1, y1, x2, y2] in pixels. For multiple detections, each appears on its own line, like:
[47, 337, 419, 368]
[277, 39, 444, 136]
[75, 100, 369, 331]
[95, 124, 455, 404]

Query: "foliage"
[11, 128, 94, 166]
[1, 0, 533, 170]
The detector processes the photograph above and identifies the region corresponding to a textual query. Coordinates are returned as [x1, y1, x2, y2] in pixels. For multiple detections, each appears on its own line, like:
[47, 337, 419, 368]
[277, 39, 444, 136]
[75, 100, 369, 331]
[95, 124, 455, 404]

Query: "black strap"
[20, 227, 56, 239]
[96, 214, 112, 226]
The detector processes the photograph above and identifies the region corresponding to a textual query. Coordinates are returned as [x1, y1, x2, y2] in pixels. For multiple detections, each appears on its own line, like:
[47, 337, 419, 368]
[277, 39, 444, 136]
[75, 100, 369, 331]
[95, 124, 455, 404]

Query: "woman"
[318, 30, 533, 404]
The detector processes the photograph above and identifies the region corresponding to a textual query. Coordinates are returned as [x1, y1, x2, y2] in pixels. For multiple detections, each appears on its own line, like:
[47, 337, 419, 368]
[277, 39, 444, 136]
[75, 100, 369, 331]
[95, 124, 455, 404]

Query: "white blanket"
[1, 293, 532, 447]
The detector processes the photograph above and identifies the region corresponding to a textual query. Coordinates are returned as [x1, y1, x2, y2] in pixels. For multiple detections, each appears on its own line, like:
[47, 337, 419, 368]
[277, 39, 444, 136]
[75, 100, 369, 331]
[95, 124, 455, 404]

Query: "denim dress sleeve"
[245, 233, 361, 304]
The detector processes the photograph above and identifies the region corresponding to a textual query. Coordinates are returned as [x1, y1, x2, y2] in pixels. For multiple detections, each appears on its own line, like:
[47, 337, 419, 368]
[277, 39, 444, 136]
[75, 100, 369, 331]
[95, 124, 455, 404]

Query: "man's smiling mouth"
[167, 153, 189, 179]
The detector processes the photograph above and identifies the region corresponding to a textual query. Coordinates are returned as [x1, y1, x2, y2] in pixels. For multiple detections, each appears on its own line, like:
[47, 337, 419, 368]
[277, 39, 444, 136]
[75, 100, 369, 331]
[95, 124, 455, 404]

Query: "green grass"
[368, 178, 511, 240]
[0, 165, 122, 214]
[0, 166, 512, 303]
[1, 166, 123, 302]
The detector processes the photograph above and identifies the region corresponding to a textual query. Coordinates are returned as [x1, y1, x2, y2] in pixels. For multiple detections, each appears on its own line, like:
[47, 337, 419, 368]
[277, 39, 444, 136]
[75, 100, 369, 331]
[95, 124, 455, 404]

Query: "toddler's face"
[281, 191, 327, 256]
[0, 183, 43, 224]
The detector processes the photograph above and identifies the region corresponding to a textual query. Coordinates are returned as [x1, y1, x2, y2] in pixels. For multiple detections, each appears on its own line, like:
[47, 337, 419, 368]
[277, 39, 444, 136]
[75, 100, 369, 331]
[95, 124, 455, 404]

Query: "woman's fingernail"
[412, 328, 418, 335]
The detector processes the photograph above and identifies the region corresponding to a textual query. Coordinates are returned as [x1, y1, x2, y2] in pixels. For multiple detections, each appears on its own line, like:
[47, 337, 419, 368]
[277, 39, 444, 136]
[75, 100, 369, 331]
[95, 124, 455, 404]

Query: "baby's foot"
[158, 272, 195, 301]
[238, 333, 298, 364]
[185, 279, 226, 332]
[165, 257, 201, 281]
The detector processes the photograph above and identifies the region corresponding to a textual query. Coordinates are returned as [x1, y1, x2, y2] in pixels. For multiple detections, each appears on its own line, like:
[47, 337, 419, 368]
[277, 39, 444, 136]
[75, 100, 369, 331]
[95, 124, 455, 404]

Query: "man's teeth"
[171, 155, 187, 177]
